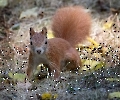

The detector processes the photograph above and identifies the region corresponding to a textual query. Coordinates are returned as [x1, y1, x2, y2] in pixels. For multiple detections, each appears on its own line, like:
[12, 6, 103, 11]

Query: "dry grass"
[0, 0, 120, 100]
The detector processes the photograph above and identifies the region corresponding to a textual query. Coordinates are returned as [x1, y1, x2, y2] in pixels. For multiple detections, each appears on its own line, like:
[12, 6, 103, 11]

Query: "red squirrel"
[26, 6, 91, 80]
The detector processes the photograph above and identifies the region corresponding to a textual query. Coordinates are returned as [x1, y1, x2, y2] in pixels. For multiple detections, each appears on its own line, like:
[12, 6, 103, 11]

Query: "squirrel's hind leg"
[64, 50, 81, 71]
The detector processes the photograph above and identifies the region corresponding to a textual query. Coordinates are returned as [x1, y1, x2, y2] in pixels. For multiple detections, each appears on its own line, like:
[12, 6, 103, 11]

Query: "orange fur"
[27, 6, 91, 80]
[52, 6, 91, 47]
[46, 38, 81, 78]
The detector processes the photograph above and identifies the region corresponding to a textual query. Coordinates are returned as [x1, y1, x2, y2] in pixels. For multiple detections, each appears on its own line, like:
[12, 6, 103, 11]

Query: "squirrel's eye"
[45, 41, 47, 44]
[30, 41, 32, 45]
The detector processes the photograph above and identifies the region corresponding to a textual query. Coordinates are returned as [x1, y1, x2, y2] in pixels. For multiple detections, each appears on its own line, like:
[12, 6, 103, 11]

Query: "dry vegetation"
[0, 0, 120, 100]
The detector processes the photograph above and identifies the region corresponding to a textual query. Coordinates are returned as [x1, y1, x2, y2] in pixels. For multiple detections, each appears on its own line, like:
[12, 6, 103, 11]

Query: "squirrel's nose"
[36, 50, 41, 54]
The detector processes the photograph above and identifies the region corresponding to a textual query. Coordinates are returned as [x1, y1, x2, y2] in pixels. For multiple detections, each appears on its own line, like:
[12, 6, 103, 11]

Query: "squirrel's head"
[29, 27, 47, 54]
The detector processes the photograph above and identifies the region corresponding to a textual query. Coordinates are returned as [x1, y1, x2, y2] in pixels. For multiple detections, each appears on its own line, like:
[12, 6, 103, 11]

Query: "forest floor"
[0, 0, 120, 100]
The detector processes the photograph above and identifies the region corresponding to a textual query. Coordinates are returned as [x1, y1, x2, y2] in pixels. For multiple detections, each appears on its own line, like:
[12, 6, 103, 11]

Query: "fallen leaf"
[8, 72, 26, 82]
[87, 37, 99, 47]
[11, 23, 20, 30]
[103, 21, 113, 30]
[109, 92, 120, 99]
[42, 92, 52, 100]
[19, 7, 38, 19]
[106, 78, 120, 82]
[81, 59, 104, 71]
[47, 30, 54, 39]
[0, 0, 8, 7]
[41, 92, 58, 100]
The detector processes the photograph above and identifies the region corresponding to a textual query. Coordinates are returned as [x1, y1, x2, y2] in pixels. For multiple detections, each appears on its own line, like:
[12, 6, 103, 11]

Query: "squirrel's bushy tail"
[52, 6, 91, 47]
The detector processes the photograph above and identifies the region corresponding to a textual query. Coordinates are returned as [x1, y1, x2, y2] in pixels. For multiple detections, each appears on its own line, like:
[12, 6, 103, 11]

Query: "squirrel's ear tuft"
[30, 27, 35, 36]
[41, 27, 47, 35]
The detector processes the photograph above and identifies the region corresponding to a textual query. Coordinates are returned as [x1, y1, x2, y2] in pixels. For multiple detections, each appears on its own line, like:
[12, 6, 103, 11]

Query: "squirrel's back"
[52, 6, 91, 47]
